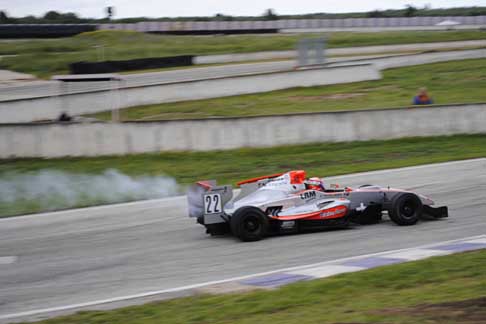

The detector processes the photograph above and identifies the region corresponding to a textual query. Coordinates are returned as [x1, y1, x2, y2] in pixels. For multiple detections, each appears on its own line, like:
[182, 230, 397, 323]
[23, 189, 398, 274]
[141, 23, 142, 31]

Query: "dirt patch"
[376, 297, 486, 324]
[289, 93, 365, 101]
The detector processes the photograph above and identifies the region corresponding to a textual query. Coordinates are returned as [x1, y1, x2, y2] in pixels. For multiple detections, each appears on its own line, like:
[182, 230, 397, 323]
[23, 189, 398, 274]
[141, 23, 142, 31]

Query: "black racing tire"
[230, 207, 269, 242]
[389, 193, 422, 226]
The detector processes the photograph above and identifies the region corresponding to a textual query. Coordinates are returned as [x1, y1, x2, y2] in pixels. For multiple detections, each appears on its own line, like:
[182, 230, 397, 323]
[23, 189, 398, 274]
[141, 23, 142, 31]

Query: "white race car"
[187, 170, 448, 242]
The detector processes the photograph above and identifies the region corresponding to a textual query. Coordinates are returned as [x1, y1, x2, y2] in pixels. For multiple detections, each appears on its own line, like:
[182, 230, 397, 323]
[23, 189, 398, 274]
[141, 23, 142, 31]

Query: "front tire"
[230, 207, 269, 242]
[389, 193, 422, 226]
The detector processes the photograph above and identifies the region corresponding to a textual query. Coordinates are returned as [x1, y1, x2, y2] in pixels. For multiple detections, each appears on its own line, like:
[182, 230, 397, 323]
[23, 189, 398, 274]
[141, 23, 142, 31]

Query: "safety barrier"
[1, 103, 485, 158]
[69, 55, 194, 74]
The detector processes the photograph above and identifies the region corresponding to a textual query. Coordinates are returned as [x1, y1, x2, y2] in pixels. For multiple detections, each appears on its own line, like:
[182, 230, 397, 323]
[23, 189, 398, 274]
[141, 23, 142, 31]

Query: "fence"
[99, 16, 486, 33]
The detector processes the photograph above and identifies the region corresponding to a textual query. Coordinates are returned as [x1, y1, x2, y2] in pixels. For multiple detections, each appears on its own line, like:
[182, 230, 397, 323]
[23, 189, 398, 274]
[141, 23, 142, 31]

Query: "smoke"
[186, 183, 206, 218]
[0, 169, 180, 212]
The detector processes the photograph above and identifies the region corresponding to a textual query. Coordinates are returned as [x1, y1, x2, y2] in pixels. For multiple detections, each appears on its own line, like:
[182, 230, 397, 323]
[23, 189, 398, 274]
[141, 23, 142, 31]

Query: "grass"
[1, 134, 486, 217]
[25, 249, 486, 324]
[90, 58, 486, 121]
[0, 29, 485, 77]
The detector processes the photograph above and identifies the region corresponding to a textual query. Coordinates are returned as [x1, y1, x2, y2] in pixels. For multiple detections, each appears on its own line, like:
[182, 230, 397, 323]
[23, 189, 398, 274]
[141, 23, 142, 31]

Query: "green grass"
[26, 249, 486, 324]
[1, 134, 485, 217]
[0, 29, 485, 77]
[90, 58, 486, 121]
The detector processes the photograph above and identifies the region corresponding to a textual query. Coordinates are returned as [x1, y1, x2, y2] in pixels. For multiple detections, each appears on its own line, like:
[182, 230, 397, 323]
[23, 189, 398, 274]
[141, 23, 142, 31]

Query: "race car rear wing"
[187, 181, 233, 218]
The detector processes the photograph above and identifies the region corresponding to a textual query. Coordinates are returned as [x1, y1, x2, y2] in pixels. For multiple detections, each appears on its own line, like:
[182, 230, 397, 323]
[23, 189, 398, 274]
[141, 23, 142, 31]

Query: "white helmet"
[304, 177, 325, 191]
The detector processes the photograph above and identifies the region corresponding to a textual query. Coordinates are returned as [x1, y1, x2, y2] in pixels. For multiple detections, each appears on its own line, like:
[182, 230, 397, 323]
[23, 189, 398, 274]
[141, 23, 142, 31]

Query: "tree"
[0, 10, 11, 23]
[44, 11, 62, 21]
[367, 10, 384, 18]
[59, 12, 80, 23]
[404, 5, 418, 17]
[18, 15, 37, 23]
[214, 13, 233, 21]
[263, 8, 278, 20]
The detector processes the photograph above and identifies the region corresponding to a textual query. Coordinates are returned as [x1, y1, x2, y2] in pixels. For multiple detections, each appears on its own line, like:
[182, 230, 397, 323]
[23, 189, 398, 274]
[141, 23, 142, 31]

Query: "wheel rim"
[243, 215, 261, 233]
[400, 200, 417, 219]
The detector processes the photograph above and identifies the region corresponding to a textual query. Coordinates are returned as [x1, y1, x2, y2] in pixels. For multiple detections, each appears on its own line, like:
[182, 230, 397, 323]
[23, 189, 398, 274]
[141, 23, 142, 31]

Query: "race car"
[187, 170, 448, 242]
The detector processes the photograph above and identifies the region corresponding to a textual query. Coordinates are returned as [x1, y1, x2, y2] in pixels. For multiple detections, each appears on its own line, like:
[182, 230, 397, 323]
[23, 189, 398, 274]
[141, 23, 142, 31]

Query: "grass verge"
[90, 58, 486, 121]
[1, 134, 485, 217]
[0, 29, 485, 77]
[26, 249, 486, 324]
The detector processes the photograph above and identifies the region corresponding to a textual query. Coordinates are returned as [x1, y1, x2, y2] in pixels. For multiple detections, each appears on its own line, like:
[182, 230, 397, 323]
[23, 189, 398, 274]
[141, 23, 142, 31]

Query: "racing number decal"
[204, 194, 222, 214]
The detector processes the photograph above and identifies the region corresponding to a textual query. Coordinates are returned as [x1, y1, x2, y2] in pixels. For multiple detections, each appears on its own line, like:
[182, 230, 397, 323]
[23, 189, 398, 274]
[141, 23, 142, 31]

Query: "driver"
[304, 177, 325, 191]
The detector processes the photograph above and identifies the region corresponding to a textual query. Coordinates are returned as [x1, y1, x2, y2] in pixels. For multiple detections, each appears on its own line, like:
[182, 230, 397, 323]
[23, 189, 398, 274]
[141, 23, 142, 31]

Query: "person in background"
[57, 112, 72, 122]
[413, 87, 433, 105]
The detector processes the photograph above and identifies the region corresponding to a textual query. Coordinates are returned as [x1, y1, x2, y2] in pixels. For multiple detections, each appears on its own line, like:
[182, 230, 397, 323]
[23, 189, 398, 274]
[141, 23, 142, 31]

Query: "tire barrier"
[0, 24, 96, 38]
[69, 55, 194, 74]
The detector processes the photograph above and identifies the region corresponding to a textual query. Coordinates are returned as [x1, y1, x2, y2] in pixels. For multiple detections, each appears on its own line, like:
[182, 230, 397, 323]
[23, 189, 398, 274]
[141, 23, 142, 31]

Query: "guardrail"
[1, 103, 485, 158]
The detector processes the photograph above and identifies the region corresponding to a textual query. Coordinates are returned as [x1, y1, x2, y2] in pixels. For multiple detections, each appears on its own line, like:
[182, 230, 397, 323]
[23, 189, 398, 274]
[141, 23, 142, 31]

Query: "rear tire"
[230, 207, 269, 242]
[389, 193, 422, 226]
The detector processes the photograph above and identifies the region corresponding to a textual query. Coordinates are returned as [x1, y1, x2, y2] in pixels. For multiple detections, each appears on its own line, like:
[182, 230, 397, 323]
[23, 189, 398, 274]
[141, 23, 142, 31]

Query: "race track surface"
[1, 159, 485, 321]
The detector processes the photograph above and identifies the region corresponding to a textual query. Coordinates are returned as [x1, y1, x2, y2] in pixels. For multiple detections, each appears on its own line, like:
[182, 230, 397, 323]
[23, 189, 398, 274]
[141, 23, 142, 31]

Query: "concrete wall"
[1, 103, 485, 158]
[0, 64, 380, 123]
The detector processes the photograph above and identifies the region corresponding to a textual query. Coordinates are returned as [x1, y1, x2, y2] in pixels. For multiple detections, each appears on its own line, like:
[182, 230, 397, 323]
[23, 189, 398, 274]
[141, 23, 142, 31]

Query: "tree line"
[1, 6, 486, 24]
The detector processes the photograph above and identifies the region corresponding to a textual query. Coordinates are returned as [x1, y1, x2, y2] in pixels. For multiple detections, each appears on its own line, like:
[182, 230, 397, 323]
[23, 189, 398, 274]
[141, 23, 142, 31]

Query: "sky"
[2, 0, 486, 19]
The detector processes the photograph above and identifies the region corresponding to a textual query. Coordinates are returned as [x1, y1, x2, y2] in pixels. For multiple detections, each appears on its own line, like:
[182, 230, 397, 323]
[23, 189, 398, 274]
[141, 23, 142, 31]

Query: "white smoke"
[0, 169, 180, 212]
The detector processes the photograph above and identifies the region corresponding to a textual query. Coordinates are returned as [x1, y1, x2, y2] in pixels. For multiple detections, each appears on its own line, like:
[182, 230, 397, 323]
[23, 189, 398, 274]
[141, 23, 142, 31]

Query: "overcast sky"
[2, 0, 486, 18]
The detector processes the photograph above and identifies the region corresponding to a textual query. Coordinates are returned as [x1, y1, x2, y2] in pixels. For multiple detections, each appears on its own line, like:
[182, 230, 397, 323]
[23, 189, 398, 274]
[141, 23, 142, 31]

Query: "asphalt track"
[0, 53, 397, 102]
[1, 159, 485, 322]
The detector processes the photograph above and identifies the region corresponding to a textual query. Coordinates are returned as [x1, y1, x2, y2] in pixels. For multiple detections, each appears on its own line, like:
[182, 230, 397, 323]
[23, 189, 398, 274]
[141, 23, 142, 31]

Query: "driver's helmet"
[304, 177, 325, 191]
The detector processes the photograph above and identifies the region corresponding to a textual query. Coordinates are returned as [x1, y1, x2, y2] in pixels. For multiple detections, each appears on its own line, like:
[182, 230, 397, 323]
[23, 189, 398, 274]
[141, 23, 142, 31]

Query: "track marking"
[0, 256, 17, 265]
[1, 234, 484, 321]
[287, 265, 364, 278]
[383, 248, 451, 261]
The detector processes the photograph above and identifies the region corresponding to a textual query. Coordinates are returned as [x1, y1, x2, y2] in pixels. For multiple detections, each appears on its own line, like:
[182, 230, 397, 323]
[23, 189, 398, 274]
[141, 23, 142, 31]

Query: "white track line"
[0, 256, 17, 265]
[1, 234, 485, 321]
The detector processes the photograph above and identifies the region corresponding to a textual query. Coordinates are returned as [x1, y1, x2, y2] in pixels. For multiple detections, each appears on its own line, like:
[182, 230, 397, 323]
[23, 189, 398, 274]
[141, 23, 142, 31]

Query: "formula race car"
[187, 170, 448, 242]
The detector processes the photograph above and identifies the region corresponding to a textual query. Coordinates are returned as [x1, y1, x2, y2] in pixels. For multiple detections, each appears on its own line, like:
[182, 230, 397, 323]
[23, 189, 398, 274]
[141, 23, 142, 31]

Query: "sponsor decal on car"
[281, 221, 296, 229]
[300, 191, 316, 200]
[320, 206, 347, 218]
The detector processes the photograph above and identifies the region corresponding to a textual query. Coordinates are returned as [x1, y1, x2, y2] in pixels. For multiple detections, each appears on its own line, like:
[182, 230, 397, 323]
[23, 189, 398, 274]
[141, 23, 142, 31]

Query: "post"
[111, 79, 120, 123]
